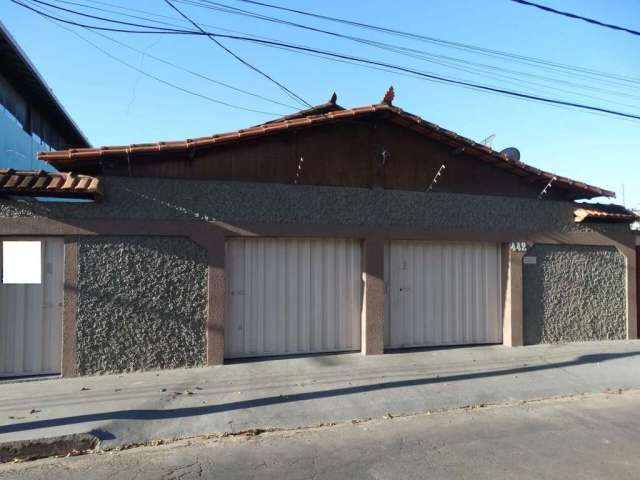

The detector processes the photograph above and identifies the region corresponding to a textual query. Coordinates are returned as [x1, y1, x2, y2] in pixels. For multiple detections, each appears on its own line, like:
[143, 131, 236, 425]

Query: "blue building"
[0, 22, 89, 171]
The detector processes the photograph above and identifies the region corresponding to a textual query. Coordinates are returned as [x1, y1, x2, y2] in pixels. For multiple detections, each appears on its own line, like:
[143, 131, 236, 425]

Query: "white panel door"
[226, 238, 362, 358]
[0, 238, 64, 377]
[385, 241, 501, 348]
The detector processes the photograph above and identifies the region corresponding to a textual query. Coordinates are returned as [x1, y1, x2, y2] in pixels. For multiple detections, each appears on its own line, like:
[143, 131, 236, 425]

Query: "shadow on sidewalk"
[1, 351, 637, 438]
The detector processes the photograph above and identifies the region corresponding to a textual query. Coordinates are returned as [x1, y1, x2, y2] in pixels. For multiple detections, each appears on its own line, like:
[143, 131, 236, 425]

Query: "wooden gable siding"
[100, 118, 556, 199]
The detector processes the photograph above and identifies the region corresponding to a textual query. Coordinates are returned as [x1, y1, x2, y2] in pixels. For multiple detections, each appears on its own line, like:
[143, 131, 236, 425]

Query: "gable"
[87, 117, 562, 200]
[39, 103, 612, 201]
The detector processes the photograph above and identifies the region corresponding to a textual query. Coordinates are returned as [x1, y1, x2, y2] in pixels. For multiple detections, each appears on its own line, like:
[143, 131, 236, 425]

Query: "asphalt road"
[2, 390, 639, 480]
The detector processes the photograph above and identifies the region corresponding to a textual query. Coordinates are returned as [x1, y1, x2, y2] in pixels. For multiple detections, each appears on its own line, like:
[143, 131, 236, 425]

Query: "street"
[2, 390, 639, 479]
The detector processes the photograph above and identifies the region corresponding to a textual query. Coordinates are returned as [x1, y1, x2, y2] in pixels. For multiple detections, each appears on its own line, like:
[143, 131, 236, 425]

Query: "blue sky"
[4, 0, 639, 206]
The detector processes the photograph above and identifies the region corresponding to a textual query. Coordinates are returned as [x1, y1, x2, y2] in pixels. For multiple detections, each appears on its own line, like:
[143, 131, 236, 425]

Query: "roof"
[0, 169, 102, 201]
[0, 22, 90, 148]
[574, 203, 638, 223]
[39, 97, 613, 200]
[261, 93, 344, 125]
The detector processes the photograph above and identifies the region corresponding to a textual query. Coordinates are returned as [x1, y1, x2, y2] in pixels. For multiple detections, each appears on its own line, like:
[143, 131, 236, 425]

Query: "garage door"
[0, 238, 64, 377]
[225, 238, 362, 358]
[385, 241, 502, 348]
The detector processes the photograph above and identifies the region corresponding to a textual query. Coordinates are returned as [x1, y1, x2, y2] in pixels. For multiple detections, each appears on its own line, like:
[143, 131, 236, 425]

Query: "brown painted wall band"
[62, 238, 78, 377]
[0, 217, 635, 374]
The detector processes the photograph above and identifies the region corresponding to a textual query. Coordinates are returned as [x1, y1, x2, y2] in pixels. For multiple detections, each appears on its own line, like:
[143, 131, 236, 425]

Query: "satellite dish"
[500, 147, 521, 162]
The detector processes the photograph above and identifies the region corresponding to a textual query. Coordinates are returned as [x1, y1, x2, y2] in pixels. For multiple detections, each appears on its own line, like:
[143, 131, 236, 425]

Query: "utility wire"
[67, 0, 640, 88]
[163, 0, 311, 108]
[52, 0, 640, 109]
[85, 29, 298, 109]
[231, 0, 640, 85]
[26, 0, 192, 32]
[13, 0, 640, 120]
[54, 0, 190, 29]
[11, 0, 189, 33]
[57, 0, 640, 101]
[178, 0, 640, 107]
[510, 0, 640, 37]
[26, 0, 640, 94]
[36, 13, 283, 116]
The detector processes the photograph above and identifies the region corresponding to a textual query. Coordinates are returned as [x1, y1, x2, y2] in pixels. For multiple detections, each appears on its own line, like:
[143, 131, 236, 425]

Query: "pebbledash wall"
[0, 176, 621, 228]
[76, 236, 207, 375]
[523, 245, 626, 344]
[0, 176, 633, 374]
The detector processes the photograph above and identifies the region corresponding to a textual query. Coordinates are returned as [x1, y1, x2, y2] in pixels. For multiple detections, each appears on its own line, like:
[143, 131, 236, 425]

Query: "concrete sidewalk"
[1, 341, 640, 452]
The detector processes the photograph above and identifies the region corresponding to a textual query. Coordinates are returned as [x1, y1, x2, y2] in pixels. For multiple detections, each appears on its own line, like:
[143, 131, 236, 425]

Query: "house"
[0, 89, 637, 378]
[0, 21, 89, 171]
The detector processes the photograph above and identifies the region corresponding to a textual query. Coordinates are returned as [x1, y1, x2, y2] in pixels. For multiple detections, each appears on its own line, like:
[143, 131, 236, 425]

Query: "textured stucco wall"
[0, 176, 614, 234]
[76, 236, 208, 375]
[523, 245, 626, 345]
[0, 177, 631, 373]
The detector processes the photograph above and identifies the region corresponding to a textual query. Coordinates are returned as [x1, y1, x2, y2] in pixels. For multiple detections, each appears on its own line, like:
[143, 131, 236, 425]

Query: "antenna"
[481, 134, 496, 148]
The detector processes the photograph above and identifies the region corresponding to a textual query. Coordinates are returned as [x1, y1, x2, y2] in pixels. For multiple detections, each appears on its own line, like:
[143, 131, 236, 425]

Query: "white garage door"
[0, 238, 64, 377]
[385, 241, 502, 348]
[226, 238, 362, 358]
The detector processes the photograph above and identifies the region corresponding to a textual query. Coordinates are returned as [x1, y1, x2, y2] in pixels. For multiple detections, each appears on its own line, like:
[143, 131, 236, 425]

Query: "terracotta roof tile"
[0, 170, 102, 200]
[39, 102, 614, 199]
[574, 203, 638, 223]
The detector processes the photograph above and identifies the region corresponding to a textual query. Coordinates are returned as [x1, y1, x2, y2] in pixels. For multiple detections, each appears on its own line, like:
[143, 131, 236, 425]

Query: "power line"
[37, 14, 284, 116]
[86, 29, 299, 109]
[231, 0, 640, 85]
[26, 0, 191, 33]
[23, 0, 640, 94]
[13, 0, 640, 121]
[254, 40, 640, 125]
[178, 0, 640, 108]
[11, 0, 187, 33]
[67, 0, 640, 91]
[163, 0, 311, 108]
[54, 0, 190, 29]
[55, 0, 640, 104]
[52, 0, 640, 111]
[510, 0, 640, 37]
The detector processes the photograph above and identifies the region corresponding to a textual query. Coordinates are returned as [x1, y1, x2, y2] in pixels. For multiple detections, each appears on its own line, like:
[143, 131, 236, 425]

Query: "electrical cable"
[231, 0, 640, 85]
[12, 0, 640, 120]
[510, 0, 640, 37]
[164, 0, 312, 107]
[39, 15, 285, 116]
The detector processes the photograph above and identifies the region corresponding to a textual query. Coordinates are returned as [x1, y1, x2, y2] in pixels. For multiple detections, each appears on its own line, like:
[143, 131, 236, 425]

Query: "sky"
[3, 0, 640, 206]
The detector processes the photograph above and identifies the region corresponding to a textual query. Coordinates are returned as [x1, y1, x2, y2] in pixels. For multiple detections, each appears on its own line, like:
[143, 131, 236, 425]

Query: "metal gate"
[385, 241, 502, 348]
[225, 238, 362, 358]
[0, 238, 64, 377]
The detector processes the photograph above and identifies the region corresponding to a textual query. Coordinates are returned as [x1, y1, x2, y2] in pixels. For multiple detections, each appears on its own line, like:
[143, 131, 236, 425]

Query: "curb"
[0, 433, 99, 463]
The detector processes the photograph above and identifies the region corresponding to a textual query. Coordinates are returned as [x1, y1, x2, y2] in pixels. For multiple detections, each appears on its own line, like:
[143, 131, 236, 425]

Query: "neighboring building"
[0, 89, 637, 379]
[0, 22, 89, 171]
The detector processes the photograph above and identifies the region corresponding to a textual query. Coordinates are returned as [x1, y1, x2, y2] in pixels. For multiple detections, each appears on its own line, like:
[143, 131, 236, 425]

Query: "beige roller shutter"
[385, 241, 502, 348]
[0, 238, 63, 377]
[225, 238, 362, 358]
